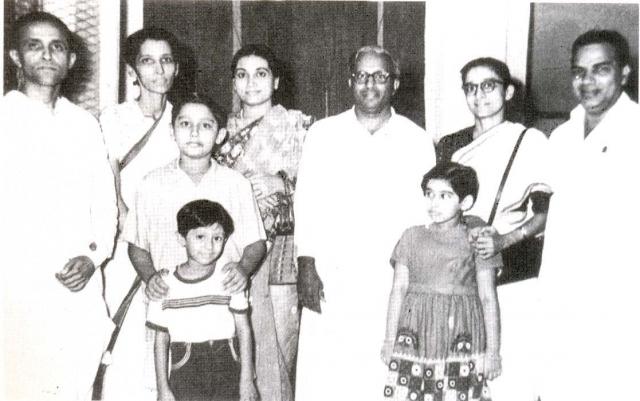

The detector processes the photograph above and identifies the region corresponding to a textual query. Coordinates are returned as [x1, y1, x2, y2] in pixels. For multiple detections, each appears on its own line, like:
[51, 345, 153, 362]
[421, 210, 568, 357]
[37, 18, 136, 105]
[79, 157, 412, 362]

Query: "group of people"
[1, 9, 638, 401]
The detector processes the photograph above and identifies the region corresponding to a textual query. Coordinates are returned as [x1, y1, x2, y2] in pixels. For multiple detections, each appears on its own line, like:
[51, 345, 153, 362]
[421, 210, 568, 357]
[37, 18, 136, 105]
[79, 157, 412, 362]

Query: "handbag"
[487, 128, 544, 286]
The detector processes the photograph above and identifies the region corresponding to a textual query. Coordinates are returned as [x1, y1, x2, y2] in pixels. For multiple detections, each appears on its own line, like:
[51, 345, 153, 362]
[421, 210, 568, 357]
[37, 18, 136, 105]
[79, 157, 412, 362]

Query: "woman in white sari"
[436, 57, 549, 401]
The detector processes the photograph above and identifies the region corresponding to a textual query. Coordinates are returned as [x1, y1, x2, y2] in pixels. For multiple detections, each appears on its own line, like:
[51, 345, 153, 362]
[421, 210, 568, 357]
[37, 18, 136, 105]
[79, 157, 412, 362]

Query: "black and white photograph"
[1, 1, 639, 400]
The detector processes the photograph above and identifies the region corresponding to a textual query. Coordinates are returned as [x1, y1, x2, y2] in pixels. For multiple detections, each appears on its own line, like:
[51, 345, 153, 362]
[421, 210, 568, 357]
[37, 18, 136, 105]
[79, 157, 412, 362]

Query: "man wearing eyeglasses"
[539, 30, 640, 401]
[294, 45, 435, 401]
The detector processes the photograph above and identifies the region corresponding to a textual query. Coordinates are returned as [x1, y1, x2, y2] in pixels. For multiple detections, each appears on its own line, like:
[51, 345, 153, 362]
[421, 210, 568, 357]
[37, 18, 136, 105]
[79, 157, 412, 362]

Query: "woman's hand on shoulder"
[473, 226, 506, 259]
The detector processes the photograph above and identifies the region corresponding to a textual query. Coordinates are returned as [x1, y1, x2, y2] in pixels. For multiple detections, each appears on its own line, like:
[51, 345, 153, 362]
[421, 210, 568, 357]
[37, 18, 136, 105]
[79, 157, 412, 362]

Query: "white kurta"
[98, 101, 179, 401]
[294, 108, 435, 401]
[0, 91, 117, 400]
[452, 121, 549, 401]
[539, 93, 640, 401]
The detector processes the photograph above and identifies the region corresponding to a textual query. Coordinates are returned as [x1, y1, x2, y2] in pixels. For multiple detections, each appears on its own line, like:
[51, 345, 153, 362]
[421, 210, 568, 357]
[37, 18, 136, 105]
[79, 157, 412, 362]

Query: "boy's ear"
[460, 194, 474, 212]
[176, 232, 186, 247]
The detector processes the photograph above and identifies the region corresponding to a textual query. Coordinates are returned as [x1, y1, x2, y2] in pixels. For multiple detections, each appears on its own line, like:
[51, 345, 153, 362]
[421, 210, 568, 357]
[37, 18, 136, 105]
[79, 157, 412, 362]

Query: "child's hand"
[239, 377, 259, 401]
[157, 388, 176, 401]
[483, 353, 502, 380]
[380, 339, 394, 365]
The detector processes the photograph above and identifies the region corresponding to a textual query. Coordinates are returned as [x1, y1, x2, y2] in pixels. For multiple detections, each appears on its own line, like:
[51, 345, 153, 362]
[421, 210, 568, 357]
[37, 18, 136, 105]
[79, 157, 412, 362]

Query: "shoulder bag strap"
[118, 100, 167, 171]
[487, 128, 528, 225]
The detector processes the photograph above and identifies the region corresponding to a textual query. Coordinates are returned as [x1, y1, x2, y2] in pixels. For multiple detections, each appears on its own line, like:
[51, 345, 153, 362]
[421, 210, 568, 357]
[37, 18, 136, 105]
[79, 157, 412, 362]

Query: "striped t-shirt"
[146, 254, 248, 342]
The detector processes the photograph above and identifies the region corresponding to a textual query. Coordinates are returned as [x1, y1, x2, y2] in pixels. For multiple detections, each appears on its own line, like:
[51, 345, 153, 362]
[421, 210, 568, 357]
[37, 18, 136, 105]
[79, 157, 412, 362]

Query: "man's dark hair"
[421, 162, 479, 203]
[177, 199, 234, 238]
[571, 29, 630, 67]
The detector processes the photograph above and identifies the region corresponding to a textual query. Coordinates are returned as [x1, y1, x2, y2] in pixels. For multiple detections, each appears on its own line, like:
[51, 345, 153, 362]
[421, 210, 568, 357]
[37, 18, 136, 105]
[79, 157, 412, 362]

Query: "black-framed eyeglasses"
[351, 71, 394, 85]
[461, 79, 504, 95]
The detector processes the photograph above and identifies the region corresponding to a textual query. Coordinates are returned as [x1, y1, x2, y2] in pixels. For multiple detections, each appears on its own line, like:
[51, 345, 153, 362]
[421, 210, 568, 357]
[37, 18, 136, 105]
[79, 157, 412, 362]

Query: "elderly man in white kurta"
[539, 30, 640, 401]
[294, 46, 435, 401]
[1, 12, 117, 400]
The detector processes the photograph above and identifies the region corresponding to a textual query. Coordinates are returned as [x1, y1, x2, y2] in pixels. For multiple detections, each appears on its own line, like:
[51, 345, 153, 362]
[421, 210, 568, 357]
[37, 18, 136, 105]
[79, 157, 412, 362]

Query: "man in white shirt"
[539, 30, 640, 401]
[294, 45, 436, 401]
[0, 11, 117, 400]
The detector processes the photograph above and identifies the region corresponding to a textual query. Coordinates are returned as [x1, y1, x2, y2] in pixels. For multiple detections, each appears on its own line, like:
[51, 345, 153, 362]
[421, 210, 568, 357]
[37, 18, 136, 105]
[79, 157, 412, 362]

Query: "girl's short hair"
[123, 27, 180, 69]
[177, 199, 234, 238]
[460, 57, 512, 85]
[171, 92, 227, 128]
[421, 162, 479, 202]
[231, 44, 280, 78]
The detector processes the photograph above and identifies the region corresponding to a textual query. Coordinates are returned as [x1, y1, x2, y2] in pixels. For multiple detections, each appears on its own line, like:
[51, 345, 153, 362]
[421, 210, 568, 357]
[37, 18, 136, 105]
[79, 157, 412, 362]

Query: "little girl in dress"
[382, 162, 502, 401]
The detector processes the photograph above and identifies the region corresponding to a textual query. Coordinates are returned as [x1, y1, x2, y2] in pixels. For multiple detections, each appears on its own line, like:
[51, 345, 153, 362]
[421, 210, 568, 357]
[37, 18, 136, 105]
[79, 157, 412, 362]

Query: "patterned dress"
[385, 216, 501, 401]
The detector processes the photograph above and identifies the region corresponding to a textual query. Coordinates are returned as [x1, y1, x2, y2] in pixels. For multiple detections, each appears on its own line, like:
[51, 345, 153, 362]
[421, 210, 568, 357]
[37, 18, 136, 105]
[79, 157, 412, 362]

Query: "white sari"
[452, 120, 549, 401]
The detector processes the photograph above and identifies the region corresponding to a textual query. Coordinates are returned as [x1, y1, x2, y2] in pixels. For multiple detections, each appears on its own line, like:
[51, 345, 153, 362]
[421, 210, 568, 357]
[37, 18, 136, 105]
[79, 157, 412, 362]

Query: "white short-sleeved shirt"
[146, 251, 248, 342]
[122, 159, 265, 271]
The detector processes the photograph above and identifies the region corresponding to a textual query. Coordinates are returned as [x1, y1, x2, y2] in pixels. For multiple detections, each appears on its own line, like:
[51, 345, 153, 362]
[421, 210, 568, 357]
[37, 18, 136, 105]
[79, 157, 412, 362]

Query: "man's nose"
[364, 74, 376, 88]
[42, 46, 52, 60]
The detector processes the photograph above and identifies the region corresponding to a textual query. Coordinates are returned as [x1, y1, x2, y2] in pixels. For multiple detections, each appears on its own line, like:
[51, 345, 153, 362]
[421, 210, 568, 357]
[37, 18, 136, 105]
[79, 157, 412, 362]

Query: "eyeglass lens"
[353, 71, 391, 84]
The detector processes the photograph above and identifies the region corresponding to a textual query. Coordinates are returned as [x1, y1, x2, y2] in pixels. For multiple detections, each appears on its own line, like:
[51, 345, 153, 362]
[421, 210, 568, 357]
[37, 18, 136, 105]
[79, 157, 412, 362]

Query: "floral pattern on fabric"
[384, 329, 492, 401]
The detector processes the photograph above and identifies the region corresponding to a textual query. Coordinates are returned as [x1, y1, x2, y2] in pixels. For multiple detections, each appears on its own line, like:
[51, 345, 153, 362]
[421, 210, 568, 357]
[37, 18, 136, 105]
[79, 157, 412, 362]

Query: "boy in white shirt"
[147, 199, 258, 401]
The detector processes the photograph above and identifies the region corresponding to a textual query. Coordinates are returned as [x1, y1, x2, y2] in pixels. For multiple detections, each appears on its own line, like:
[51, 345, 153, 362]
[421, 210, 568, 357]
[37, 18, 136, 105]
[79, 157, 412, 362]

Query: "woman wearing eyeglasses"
[436, 57, 549, 401]
[214, 44, 312, 401]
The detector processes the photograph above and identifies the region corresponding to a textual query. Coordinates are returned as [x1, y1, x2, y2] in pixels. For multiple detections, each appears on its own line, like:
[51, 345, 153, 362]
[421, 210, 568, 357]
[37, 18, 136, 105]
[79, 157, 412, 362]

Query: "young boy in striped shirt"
[146, 199, 258, 401]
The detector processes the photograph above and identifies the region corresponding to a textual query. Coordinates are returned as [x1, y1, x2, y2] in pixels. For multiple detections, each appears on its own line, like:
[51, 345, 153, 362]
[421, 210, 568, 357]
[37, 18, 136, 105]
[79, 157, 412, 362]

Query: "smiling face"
[172, 103, 221, 160]
[571, 42, 630, 118]
[181, 223, 226, 268]
[130, 39, 178, 96]
[233, 54, 278, 108]
[463, 65, 513, 121]
[9, 21, 76, 89]
[350, 52, 398, 115]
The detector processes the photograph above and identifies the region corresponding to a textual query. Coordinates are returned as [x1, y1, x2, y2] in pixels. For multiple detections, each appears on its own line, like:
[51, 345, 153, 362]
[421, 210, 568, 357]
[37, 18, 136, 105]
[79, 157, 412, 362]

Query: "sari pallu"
[451, 121, 549, 235]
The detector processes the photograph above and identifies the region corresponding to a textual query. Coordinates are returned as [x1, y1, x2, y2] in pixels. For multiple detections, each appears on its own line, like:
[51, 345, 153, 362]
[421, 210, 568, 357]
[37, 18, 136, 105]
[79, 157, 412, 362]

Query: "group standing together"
[1, 10, 639, 401]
